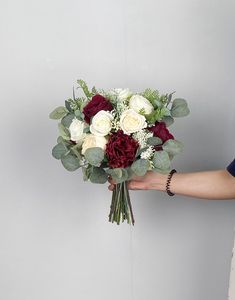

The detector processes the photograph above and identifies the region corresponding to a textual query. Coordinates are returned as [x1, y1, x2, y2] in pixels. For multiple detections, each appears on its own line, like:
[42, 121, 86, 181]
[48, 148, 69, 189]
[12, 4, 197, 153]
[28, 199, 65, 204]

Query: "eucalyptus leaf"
[147, 136, 162, 146]
[90, 167, 108, 184]
[49, 106, 68, 120]
[61, 113, 75, 128]
[162, 139, 183, 156]
[131, 159, 150, 176]
[153, 150, 171, 170]
[75, 110, 84, 120]
[84, 147, 104, 167]
[106, 168, 128, 183]
[52, 142, 69, 159]
[58, 123, 70, 140]
[65, 100, 73, 112]
[61, 153, 81, 171]
[162, 116, 174, 127]
[82, 166, 92, 181]
[171, 98, 190, 117]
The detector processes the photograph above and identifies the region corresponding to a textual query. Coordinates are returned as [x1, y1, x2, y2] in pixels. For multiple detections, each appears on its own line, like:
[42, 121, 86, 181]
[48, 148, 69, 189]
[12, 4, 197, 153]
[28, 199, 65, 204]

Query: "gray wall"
[0, 0, 235, 299]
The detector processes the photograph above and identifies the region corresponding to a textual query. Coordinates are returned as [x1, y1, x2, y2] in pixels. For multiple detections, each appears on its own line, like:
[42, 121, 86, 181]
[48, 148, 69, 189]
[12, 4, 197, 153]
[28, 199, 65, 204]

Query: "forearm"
[157, 170, 235, 200]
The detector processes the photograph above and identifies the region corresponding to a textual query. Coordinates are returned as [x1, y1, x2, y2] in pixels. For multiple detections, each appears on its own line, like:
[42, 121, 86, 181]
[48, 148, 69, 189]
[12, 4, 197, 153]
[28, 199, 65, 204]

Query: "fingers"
[128, 180, 148, 190]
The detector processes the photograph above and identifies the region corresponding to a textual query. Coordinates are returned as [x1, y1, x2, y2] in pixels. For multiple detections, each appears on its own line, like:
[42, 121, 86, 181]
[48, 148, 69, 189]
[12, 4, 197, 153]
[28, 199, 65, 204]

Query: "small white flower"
[69, 118, 85, 144]
[140, 146, 155, 160]
[81, 134, 107, 155]
[129, 94, 154, 115]
[132, 129, 153, 148]
[119, 109, 147, 134]
[90, 110, 114, 136]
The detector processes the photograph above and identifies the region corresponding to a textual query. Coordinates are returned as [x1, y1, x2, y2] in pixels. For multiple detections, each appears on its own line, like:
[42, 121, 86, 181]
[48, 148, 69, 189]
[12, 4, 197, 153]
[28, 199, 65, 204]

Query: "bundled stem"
[108, 181, 135, 225]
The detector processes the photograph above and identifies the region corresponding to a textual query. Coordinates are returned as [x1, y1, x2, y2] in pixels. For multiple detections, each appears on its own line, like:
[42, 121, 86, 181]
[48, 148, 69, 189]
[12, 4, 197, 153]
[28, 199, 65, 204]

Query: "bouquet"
[49, 80, 190, 225]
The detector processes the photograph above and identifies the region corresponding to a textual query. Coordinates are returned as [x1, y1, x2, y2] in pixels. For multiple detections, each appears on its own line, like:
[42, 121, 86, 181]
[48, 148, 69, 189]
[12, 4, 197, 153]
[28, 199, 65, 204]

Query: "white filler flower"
[81, 134, 107, 155]
[120, 109, 147, 134]
[90, 110, 114, 136]
[129, 94, 154, 115]
[69, 118, 85, 143]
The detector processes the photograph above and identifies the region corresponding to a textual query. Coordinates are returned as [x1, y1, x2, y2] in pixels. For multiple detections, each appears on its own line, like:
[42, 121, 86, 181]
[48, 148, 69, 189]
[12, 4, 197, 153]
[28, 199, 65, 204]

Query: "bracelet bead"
[166, 169, 177, 196]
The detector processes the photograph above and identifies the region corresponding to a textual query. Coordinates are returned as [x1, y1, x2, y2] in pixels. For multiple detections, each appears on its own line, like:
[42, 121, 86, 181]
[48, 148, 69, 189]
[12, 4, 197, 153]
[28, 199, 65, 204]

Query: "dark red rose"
[83, 94, 113, 124]
[106, 130, 139, 168]
[148, 121, 174, 143]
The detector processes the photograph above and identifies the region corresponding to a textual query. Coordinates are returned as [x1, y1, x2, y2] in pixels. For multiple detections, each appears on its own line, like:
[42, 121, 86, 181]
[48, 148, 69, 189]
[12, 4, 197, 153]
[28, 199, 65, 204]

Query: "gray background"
[0, 0, 235, 299]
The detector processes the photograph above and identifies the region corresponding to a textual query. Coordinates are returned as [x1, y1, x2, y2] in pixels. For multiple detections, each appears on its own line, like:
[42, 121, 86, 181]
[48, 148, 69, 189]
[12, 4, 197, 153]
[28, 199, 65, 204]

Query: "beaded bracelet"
[166, 169, 177, 196]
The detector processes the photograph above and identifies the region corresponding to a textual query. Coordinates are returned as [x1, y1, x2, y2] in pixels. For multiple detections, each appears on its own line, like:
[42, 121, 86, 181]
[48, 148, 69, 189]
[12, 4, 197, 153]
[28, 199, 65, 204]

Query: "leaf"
[77, 79, 93, 98]
[61, 113, 75, 128]
[65, 100, 73, 112]
[82, 166, 92, 181]
[131, 159, 150, 176]
[162, 116, 174, 127]
[70, 144, 82, 159]
[90, 167, 108, 184]
[49, 106, 68, 120]
[162, 139, 183, 156]
[147, 136, 162, 146]
[171, 98, 190, 117]
[52, 142, 69, 159]
[84, 147, 104, 167]
[58, 123, 70, 140]
[106, 168, 128, 183]
[61, 153, 81, 171]
[153, 150, 171, 171]
[74, 109, 84, 121]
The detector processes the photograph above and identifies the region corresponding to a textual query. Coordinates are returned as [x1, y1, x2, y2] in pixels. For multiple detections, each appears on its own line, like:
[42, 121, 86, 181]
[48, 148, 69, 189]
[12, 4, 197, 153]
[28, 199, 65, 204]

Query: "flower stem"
[108, 181, 135, 225]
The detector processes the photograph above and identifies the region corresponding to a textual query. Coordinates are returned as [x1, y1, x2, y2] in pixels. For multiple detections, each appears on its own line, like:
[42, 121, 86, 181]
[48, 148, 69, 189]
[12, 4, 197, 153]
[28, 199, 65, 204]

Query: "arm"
[109, 170, 235, 200]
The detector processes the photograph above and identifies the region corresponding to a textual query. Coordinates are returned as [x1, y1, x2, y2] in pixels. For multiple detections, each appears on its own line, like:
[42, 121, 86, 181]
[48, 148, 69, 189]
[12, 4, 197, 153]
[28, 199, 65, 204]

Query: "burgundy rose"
[106, 130, 139, 168]
[83, 94, 113, 124]
[148, 121, 174, 143]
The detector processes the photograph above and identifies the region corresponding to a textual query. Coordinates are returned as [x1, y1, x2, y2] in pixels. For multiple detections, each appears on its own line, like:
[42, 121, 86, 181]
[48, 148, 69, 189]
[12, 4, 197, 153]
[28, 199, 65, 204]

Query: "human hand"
[108, 171, 167, 191]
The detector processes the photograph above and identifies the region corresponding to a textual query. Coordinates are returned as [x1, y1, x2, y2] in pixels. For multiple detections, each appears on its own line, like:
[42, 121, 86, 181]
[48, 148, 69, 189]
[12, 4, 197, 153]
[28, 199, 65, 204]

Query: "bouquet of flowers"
[49, 80, 189, 225]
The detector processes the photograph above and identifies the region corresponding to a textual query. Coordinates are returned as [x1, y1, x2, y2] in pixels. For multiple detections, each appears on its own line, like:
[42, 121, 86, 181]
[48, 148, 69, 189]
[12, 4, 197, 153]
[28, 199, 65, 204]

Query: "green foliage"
[70, 144, 82, 159]
[61, 153, 81, 171]
[162, 116, 174, 127]
[49, 106, 68, 120]
[141, 89, 160, 108]
[84, 147, 104, 167]
[52, 142, 69, 160]
[147, 136, 162, 146]
[162, 139, 183, 156]
[74, 109, 84, 121]
[58, 123, 70, 140]
[131, 159, 150, 176]
[90, 167, 108, 184]
[106, 168, 128, 183]
[171, 98, 190, 117]
[61, 113, 75, 128]
[77, 79, 93, 98]
[145, 107, 170, 124]
[82, 166, 92, 181]
[153, 150, 171, 171]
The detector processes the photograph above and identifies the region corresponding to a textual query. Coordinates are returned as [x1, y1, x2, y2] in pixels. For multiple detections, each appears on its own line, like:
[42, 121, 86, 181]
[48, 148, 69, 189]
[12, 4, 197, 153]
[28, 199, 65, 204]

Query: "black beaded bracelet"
[166, 169, 177, 196]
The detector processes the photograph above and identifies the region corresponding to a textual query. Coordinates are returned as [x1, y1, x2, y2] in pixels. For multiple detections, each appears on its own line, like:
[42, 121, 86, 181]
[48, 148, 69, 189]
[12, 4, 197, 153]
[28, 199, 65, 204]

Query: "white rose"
[81, 134, 107, 155]
[110, 88, 133, 101]
[69, 118, 85, 144]
[119, 109, 147, 134]
[90, 110, 113, 136]
[129, 94, 154, 115]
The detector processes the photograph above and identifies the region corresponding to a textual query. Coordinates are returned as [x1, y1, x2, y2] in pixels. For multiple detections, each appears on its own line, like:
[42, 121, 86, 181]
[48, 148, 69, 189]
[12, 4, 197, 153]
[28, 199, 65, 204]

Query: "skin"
[108, 169, 235, 200]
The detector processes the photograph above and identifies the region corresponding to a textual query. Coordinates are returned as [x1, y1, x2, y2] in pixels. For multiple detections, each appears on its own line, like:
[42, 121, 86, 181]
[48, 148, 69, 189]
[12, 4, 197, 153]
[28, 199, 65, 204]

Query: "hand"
[108, 171, 167, 191]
